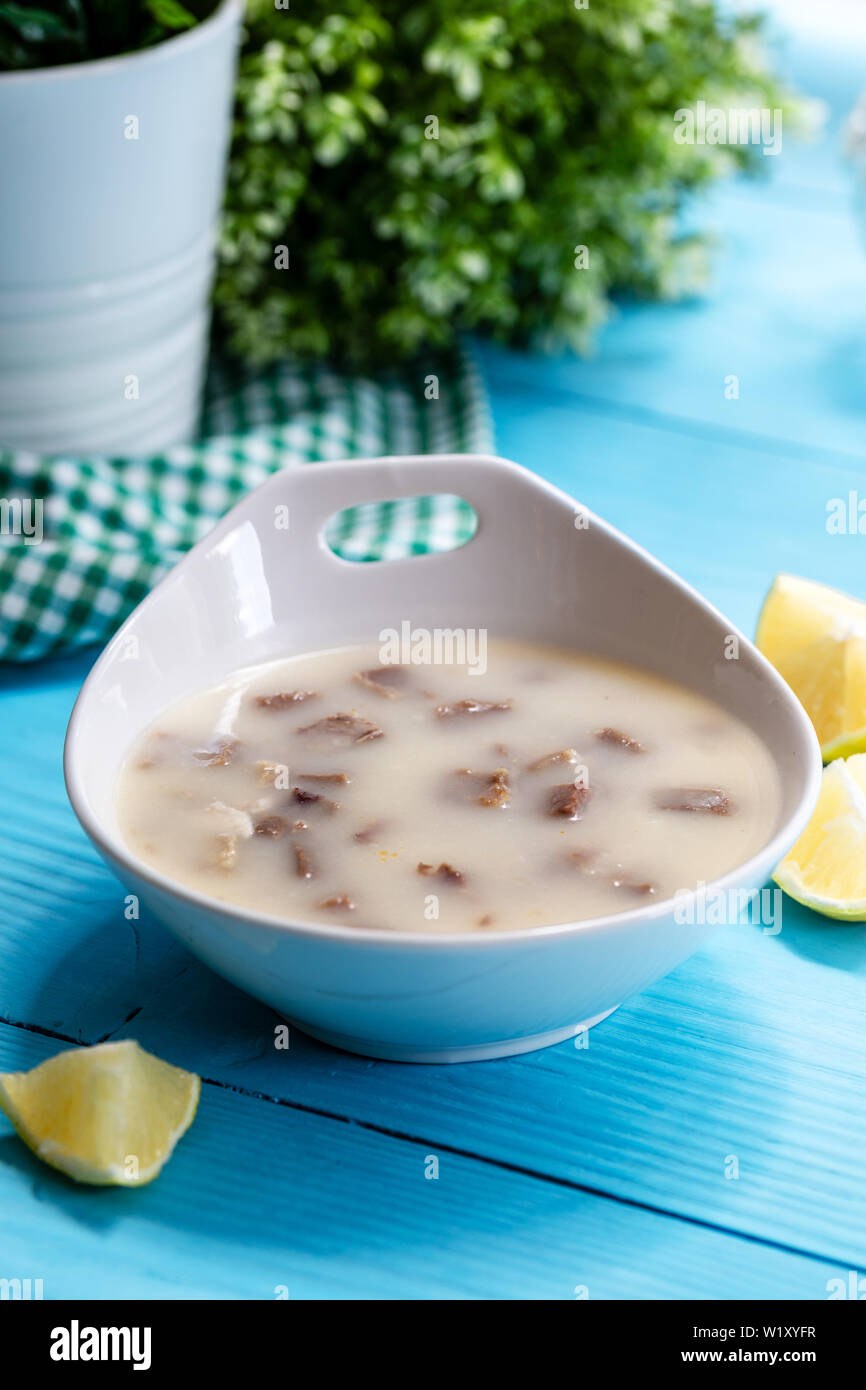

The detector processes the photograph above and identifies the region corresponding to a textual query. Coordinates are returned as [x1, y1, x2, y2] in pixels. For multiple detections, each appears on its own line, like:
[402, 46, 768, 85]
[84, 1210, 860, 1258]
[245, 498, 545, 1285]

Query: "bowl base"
[282, 1007, 618, 1063]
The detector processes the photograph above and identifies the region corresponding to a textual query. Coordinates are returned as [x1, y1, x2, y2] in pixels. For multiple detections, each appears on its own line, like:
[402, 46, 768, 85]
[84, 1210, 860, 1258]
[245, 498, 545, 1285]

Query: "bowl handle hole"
[322, 494, 478, 563]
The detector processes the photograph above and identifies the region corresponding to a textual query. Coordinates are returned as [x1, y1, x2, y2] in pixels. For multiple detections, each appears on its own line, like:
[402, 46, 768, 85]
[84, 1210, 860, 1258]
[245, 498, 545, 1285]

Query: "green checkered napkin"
[0, 348, 491, 663]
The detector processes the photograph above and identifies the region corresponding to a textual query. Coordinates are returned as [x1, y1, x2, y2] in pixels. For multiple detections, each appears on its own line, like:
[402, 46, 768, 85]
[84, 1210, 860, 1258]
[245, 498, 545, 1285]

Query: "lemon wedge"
[0, 1039, 200, 1186]
[774, 755, 866, 918]
[756, 573, 866, 760]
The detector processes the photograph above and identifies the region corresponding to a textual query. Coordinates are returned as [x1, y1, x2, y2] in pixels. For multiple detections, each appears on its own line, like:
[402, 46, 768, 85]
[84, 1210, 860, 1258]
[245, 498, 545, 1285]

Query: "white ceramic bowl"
[64, 456, 822, 1062]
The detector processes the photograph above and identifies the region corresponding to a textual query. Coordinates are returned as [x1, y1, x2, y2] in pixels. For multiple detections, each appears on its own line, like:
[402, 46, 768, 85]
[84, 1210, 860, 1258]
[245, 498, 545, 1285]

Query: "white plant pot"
[0, 0, 242, 456]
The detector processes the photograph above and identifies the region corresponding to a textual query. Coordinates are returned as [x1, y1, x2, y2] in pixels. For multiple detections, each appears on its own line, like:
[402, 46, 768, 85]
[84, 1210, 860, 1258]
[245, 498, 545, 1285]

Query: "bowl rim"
[63, 453, 823, 952]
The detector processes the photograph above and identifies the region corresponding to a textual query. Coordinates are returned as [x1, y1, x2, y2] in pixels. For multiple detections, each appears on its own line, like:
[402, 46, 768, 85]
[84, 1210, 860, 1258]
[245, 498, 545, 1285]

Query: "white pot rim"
[0, 0, 243, 85]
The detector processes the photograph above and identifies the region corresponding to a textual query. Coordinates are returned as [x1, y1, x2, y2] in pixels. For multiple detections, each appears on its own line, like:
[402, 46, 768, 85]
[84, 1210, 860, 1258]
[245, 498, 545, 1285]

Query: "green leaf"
[144, 0, 197, 32]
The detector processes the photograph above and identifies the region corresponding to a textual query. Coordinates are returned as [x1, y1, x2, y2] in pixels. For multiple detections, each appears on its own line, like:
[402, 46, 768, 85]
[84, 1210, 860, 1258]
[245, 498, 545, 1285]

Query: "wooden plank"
[0, 1023, 845, 1300]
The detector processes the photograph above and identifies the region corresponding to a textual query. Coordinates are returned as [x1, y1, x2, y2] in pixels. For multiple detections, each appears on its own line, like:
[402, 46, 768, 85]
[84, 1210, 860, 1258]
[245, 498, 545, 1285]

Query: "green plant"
[0, 0, 219, 68]
[216, 0, 797, 368]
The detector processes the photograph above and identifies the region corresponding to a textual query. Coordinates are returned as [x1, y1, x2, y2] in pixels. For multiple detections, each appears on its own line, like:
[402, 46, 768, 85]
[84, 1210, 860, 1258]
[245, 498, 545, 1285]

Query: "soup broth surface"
[116, 641, 781, 933]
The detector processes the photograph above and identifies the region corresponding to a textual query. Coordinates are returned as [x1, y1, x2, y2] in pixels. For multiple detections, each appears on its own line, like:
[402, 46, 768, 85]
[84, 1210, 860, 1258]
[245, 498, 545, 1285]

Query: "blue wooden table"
[3, 4, 866, 1299]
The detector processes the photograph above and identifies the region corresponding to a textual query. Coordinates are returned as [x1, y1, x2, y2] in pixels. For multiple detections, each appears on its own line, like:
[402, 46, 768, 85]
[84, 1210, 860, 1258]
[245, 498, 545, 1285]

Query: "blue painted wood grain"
[2, 0, 866, 1298]
[0, 1023, 850, 1301]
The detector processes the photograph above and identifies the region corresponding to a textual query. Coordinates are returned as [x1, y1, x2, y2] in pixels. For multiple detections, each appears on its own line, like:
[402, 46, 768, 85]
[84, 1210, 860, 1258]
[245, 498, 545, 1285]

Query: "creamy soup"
[116, 641, 781, 934]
